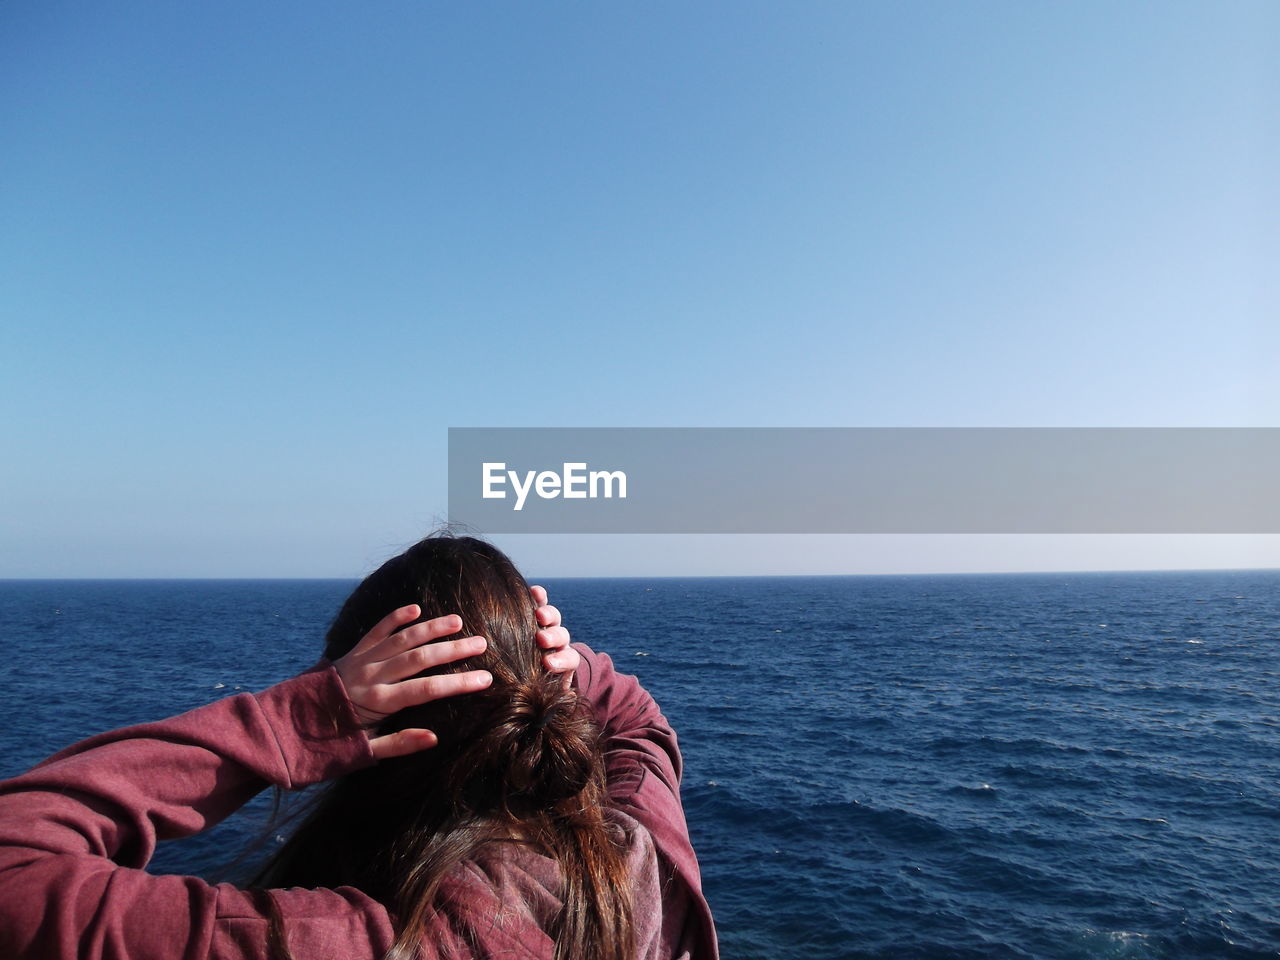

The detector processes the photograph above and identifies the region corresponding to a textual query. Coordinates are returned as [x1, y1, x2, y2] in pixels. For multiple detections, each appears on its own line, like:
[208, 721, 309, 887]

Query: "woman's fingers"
[536, 625, 571, 650]
[378, 669, 493, 715]
[368, 727, 439, 761]
[379, 634, 487, 683]
[529, 586, 575, 687]
[530, 586, 563, 630]
[547, 646, 579, 691]
[370, 614, 465, 661]
[534, 603, 561, 629]
[543, 647, 579, 673]
[349, 603, 422, 657]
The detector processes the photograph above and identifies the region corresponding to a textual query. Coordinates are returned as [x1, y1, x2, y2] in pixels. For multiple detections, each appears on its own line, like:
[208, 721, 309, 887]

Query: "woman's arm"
[0, 660, 399, 960]
[0, 605, 511, 960]
[572, 643, 720, 960]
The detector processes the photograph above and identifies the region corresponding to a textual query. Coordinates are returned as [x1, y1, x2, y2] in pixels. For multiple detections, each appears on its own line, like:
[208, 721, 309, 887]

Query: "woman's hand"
[334, 604, 492, 760]
[531, 584, 578, 690]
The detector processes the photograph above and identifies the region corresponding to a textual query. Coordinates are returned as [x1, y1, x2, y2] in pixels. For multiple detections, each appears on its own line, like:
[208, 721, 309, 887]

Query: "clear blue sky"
[2, 1, 1277, 577]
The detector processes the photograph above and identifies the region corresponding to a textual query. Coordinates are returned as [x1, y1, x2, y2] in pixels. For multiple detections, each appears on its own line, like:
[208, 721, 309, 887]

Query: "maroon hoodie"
[0, 642, 719, 960]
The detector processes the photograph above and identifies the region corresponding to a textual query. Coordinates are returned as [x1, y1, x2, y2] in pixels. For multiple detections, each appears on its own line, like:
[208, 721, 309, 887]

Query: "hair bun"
[456, 673, 600, 814]
[510, 676, 573, 735]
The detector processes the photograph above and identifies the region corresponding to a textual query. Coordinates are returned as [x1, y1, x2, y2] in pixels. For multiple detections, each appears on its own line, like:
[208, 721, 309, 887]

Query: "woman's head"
[321, 534, 596, 817]
[323, 534, 534, 666]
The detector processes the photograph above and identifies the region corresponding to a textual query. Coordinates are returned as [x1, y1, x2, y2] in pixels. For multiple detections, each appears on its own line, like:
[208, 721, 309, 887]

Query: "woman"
[0, 534, 718, 960]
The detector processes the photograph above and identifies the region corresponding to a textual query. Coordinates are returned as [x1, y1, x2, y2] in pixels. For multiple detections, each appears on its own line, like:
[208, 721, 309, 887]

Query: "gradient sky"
[2, 1, 1277, 577]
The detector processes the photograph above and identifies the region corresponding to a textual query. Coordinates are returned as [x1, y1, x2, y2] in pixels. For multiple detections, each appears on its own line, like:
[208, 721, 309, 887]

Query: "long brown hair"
[251, 534, 635, 960]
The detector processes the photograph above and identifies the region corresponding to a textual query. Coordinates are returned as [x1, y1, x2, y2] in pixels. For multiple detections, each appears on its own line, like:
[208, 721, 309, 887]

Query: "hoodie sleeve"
[571, 644, 719, 960]
[0, 659, 404, 960]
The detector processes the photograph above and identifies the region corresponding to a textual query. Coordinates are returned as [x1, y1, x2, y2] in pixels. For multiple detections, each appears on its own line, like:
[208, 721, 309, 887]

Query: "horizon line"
[3, 565, 1279, 582]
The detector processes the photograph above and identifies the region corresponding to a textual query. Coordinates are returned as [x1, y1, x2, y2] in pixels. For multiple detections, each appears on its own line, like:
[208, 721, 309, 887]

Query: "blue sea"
[1, 571, 1277, 959]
